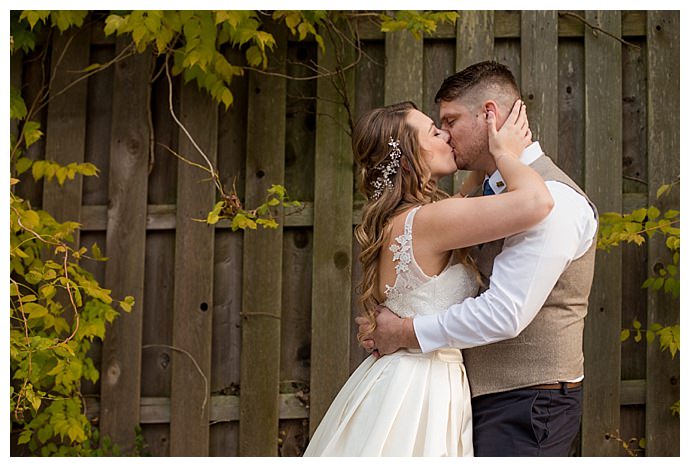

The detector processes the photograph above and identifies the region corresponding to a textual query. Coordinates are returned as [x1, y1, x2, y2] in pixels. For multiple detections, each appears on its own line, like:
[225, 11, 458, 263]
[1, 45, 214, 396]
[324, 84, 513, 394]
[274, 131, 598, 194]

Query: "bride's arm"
[416, 100, 553, 253]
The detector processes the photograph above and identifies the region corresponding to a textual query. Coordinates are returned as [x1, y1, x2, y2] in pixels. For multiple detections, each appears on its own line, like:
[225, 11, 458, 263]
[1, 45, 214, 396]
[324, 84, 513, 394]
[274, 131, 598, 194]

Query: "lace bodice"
[383, 206, 479, 319]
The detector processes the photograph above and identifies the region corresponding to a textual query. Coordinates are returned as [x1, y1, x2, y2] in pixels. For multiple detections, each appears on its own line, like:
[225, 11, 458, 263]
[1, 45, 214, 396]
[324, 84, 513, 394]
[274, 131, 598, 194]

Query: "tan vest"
[463, 155, 598, 397]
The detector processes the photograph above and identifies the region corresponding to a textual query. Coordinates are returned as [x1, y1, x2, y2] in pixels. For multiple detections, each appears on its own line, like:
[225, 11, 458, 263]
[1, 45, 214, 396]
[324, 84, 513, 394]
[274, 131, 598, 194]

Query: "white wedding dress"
[304, 206, 478, 456]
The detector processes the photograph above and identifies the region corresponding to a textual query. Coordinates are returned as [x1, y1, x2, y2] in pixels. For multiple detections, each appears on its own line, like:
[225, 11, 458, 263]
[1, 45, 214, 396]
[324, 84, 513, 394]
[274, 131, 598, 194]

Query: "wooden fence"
[11, 10, 679, 456]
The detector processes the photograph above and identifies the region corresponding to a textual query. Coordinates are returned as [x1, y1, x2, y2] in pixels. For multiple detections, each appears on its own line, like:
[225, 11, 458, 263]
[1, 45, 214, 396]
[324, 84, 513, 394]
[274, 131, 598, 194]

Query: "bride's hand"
[487, 99, 532, 160]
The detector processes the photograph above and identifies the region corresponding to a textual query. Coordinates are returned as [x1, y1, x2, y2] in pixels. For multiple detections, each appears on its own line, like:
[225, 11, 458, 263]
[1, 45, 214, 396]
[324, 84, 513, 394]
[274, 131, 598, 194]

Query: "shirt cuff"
[412, 314, 448, 353]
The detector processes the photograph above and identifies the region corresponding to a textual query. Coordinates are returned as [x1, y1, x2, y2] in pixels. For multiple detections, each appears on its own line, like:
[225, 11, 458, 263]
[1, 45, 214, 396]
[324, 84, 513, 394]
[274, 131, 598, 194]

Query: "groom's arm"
[413, 181, 597, 352]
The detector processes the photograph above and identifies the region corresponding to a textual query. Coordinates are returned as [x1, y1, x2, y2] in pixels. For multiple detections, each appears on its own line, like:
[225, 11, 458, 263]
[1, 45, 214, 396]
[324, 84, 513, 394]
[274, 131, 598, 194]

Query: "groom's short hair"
[434, 61, 520, 104]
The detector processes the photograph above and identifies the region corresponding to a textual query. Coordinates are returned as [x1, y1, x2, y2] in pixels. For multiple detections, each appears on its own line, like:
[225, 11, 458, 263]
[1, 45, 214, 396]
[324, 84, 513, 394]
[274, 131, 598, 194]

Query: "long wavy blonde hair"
[352, 101, 473, 341]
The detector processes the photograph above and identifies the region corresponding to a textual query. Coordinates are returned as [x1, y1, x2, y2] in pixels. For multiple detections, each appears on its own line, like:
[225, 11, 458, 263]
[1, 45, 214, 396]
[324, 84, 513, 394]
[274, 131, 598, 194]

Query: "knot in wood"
[333, 251, 349, 270]
[105, 362, 121, 386]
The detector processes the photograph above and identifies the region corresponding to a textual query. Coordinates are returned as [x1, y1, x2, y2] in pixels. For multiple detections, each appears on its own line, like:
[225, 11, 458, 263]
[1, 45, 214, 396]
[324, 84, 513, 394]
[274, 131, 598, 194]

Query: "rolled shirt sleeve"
[413, 181, 598, 353]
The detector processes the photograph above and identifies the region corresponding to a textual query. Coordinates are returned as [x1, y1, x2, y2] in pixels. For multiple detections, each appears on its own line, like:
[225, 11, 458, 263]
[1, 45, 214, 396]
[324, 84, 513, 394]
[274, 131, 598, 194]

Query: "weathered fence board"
[384, 28, 423, 105]
[42, 27, 90, 238]
[169, 84, 218, 456]
[557, 39, 585, 186]
[521, 10, 558, 159]
[99, 39, 152, 452]
[645, 10, 680, 456]
[309, 26, 356, 434]
[582, 10, 623, 457]
[239, 25, 287, 456]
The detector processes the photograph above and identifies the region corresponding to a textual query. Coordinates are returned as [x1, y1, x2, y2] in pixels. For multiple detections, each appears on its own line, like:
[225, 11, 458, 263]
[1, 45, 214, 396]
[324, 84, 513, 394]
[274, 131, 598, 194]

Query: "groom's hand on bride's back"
[356, 306, 407, 358]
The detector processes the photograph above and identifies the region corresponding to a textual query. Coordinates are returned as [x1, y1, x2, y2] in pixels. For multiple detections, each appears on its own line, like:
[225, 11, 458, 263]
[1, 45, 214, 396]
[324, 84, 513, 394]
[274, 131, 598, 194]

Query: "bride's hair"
[352, 101, 473, 341]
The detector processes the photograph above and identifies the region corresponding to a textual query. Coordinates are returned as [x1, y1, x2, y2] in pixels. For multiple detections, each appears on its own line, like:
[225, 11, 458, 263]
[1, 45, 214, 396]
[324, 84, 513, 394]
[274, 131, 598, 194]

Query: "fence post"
[309, 25, 355, 435]
[100, 38, 152, 452]
[645, 10, 680, 456]
[582, 10, 622, 456]
[170, 83, 218, 456]
[239, 24, 287, 456]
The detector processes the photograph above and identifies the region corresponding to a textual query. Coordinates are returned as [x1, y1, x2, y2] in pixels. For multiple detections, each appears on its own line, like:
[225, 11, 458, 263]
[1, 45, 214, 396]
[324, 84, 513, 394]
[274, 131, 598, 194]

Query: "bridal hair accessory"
[371, 137, 402, 199]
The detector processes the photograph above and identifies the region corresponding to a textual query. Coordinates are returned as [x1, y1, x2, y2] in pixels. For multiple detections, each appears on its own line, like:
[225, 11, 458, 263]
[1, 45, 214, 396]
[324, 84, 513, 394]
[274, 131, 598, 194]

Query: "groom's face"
[439, 99, 487, 171]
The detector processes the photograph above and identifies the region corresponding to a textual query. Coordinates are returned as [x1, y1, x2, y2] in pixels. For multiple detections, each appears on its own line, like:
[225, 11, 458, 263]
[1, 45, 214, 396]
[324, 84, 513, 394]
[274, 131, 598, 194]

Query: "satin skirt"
[303, 348, 473, 457]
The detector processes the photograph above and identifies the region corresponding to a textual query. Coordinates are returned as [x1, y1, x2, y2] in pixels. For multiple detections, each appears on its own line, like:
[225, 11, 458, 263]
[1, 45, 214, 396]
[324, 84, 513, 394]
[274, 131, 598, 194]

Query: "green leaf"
[647, 206, 660, 220]
[39, 284, 56, 299]
[632, 319, 641, 330]
[17, 429, 33, 445]
[120, 295, 135, 313]
[231, 212, 257, 231]
[15, 157, 33, 175]
[10, 85, 28, 119]
[646, 330, 656, 344]
[81, 62, 103, 73]
[256, 217, 279, 229]
[630, 208, 647, 222]
[656, 183, 671, 199]
[104, 14, 125, 36]
[634, 330, 642, 343]
[245, 45, 263, 67]
[22, 121, 43, 148]
[620, 328, 630, 342]
[24, 302, 49, 319]
[206, 201, 224, 225]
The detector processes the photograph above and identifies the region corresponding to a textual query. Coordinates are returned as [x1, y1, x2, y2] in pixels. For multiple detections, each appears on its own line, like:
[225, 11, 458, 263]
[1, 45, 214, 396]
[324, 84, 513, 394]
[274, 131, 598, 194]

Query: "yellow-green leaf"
[22, 121, 43, 148]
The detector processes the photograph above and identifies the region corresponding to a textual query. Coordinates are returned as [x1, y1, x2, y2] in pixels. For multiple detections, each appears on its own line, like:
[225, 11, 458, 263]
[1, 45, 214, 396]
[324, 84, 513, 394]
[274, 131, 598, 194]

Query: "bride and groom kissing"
[304, 61, 598, 457]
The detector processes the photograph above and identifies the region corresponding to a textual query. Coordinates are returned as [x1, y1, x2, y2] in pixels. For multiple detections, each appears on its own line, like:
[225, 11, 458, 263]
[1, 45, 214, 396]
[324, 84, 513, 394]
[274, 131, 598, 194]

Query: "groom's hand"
[370, 306, 405, 356]
[355, 312, 381, 358]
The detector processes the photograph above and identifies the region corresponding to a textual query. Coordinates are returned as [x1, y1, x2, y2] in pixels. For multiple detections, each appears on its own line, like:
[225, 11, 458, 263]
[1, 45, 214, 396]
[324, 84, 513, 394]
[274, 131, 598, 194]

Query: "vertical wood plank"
[455, 11, 494, 70]
[209, 46, 248, 457]
[239, 24, 286, 457]
[42, 27, 90, 238]
[384, 26, 423, 105]
[83, 43, 115, 206]
[170, 84, 218, 456]
[521, 10, 558, 159]
[18, 46, 48, 206]
[453, 11, 494, 191]
[557, 39, 585, 186]
[141, 61, 178, 455]
[582, 10, 622, 457]
[645, 10, 680, 456]
[100, 39, 152, 452]
[309, 24, 355, 436]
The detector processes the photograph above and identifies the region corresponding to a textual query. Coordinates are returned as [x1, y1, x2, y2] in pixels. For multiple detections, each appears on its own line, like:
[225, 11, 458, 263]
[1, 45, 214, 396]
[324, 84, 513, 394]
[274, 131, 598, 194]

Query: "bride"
[303, 99, 552, 456]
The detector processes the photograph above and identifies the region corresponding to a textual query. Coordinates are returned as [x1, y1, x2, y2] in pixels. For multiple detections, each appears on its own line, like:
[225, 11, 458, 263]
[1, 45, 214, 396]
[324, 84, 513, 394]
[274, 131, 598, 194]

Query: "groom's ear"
[483, 101, 499, 120]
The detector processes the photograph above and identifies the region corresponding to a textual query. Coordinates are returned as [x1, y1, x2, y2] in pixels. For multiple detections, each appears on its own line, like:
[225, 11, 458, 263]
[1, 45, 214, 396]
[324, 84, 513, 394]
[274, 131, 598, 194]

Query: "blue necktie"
[483, 179, 495, 196]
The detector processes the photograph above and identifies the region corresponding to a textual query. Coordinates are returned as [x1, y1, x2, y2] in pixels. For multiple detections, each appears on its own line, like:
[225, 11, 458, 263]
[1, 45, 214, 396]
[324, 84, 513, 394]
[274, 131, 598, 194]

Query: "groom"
[358, 61, 598, 456]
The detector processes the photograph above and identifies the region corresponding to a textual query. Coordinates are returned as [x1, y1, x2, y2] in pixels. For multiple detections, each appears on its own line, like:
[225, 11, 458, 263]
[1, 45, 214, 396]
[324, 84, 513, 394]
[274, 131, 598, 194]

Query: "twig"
[142, 344, 209, 416]
[157, 142, 214, 175]
[559, 12, 641, 50]
[163, 54, 224, 195]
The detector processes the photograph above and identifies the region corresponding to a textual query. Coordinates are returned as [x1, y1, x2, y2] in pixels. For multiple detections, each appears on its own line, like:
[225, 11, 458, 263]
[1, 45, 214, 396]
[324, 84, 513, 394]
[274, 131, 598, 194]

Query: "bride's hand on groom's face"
[488, 99, 532, 159]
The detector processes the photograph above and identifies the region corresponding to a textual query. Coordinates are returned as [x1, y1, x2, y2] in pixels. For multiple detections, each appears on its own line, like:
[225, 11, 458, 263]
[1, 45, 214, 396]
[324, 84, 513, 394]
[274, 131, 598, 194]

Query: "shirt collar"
[485, 141, 543, 194]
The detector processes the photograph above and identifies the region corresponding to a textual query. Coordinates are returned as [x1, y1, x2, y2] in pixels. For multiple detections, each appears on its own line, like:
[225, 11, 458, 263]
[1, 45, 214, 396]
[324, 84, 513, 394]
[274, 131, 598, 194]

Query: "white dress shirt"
[413, 142, 598, 353]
